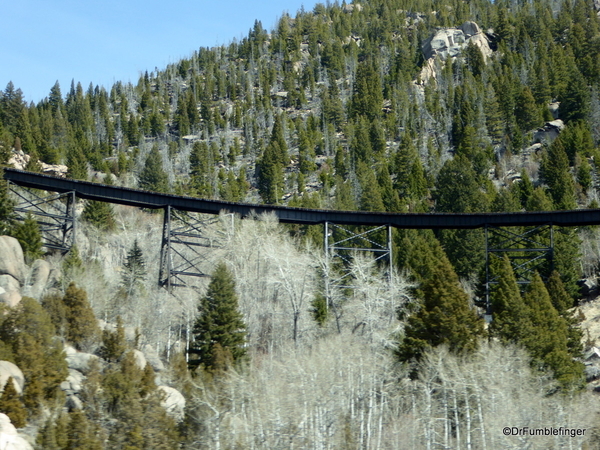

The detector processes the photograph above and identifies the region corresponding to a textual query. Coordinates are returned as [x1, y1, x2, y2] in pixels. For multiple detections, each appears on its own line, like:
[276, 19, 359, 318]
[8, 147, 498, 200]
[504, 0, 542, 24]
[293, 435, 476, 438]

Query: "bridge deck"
[5, 168, 600, 229]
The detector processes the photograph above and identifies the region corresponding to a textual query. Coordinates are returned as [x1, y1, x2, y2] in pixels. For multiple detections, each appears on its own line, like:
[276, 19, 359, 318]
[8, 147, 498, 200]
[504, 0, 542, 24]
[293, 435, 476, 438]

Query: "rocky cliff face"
[0, 236, 26, 307]
[420, 21, 493, 83]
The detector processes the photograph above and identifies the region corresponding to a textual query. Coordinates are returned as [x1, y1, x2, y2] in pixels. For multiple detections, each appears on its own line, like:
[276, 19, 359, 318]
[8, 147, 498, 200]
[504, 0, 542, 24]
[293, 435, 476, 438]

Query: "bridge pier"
[484, 224, 553, 320]
[159, 206, 229, 291]
[7, 182, 76, 253]
[324, 221, 393, 295]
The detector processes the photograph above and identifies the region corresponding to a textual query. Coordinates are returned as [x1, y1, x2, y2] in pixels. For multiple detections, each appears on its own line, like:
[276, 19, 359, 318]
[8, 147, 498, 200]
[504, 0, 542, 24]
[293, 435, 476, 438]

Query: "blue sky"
[2, 0, 320, 104]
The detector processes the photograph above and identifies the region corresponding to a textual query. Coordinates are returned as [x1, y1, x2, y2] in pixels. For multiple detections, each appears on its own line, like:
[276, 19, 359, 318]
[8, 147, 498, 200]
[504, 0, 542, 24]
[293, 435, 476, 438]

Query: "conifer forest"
[4, 0, 600, 447]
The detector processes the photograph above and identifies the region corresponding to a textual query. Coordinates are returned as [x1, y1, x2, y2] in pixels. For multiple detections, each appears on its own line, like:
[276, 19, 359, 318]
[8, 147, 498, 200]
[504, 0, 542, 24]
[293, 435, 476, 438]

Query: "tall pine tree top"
[397, 252, 485, 365]
[188, 262, 246, 373]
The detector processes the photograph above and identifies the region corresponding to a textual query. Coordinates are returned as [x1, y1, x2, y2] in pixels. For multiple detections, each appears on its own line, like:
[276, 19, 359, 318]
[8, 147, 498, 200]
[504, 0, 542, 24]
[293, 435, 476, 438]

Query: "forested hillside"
[1, 0, 600, 447]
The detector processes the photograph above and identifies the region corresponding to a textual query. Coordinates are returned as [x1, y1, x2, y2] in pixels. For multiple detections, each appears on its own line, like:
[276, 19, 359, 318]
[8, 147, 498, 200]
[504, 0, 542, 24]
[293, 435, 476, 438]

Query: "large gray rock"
[460, 21, 481, 37]
[0, 275, 22, 307]
[0, 362, 24, 395]
[0, 413, 33, 448]
[141, 344, 165, 372]
[158, 386, 186, 422]
[66, 395, 83, 411]
[0, 237, 26, 285]
[60, 369, 85, 395]
[64, 345, 101, 375]
[422, 28, 467, 60]
[26, 259, 50, 299]
[131, 349, 147, 371]
[534, 119, 565, 144]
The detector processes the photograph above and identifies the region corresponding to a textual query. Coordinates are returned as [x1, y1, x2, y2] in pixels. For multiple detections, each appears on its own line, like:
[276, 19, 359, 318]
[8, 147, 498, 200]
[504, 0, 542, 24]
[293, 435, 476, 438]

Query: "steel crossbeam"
[324, 222, 393, 291]
[8, 182, 76, 253]
[484, 224, 553, 320]
[159, 206, 227, 291]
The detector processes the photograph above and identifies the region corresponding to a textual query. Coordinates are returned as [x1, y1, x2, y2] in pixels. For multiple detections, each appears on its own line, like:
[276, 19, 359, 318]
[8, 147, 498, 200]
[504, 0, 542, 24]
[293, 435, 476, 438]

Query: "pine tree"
[11, 213, 43, 263]
[82, 200, 115, 231]
[358, 162, 385, 212]
[42, 292, 68, 338]
[268, 114, 289, 166]
[514, 86, 541, 131]
[100, 316, 127, 363]
[397, 254, 485, 365]
[489, 255, 532, 343]
[0, 377, 26, 428]
[66, 145, 88, 180]
[546, 270, 583, 357]
[62, 282, 100, 351]
[139, 145, 168, 193]
[66, 409, 102, 450]
[350, 59, 383, 121]
[0, 179, 13, 235]
[257, 144, 284, 204]
[522, 273, 584, 387]
[540, 138, 577, 210]
[559, 66, 591, 123]
[121, 239, 147, 300]
[0, 297, 68, 414]
[188, 262, 247, 372]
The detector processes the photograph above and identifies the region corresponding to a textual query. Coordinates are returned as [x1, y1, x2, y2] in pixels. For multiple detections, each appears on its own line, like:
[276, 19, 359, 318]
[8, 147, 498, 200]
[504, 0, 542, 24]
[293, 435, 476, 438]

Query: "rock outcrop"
[64, 345, 101, 375]
[0, 236, 26, 307]
[420, 21, 492, 83]
[157, 386, 186, 422]
[141, 344, 165, 372]
[23, 259, 51, 299]
[0, 237, 26, 284]
[8, 150, 67, 177]
[0, 362, 24, 395]
[534, 119, 565, 144]
[0, 414, 33, 449]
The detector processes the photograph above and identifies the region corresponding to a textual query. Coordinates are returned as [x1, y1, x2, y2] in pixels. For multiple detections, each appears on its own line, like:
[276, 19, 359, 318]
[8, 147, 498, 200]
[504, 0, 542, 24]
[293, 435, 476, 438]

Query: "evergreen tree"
[546, 270, 583, 357]
[189, 140, 215, 198]
[82, 200, 116, 231]
[0, 179, 13, 235]
[42, 292, 68, 338]
[350, 60, 383, 121]
[434, 155, 488, 276]
[99, 316, 127, 363]
[139, 145, 168, 193]
[489, 255, 531, 343]
[268, 114, 289, 166]
[188, 262, 247, 372]
[66, 409, 102, 450]
[0, 377, 26, 428]
[358, 162, 385, 212]
[397, 254, 485, 365]
[540, 138, 577, 210]
[62, 282, 100, 351]
[257, 144, 284, 204]
[11, 214, 43, 263]
[121, 239, 147, 300]
[66, 145, 88, 180]
[522, 273, 584, 387]
[0, 297, 68, 415]
[514, 86, 541, 131]
[559, 67, 591, 123]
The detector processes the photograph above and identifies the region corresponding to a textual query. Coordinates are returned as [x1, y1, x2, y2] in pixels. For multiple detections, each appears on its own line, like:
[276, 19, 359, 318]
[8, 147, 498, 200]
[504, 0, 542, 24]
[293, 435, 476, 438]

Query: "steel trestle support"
[8, 182, 76, 253]
[324, 222, 393, 292]
[484, 224, 553, 320]
[159, 206, 227, 291]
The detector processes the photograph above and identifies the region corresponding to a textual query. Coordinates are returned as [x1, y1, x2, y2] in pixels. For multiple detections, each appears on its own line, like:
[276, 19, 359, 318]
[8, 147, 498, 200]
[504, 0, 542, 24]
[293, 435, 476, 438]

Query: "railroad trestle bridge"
[5, 168, 600, 317]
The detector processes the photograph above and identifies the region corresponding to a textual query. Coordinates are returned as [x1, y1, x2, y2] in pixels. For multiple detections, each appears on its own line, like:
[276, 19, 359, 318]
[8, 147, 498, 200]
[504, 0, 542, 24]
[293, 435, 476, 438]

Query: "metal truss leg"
[323, 221, 393, 290]
[159, 206, 228, 291]
[485, 224, 554, 319]
[8, 182, 76, 253]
